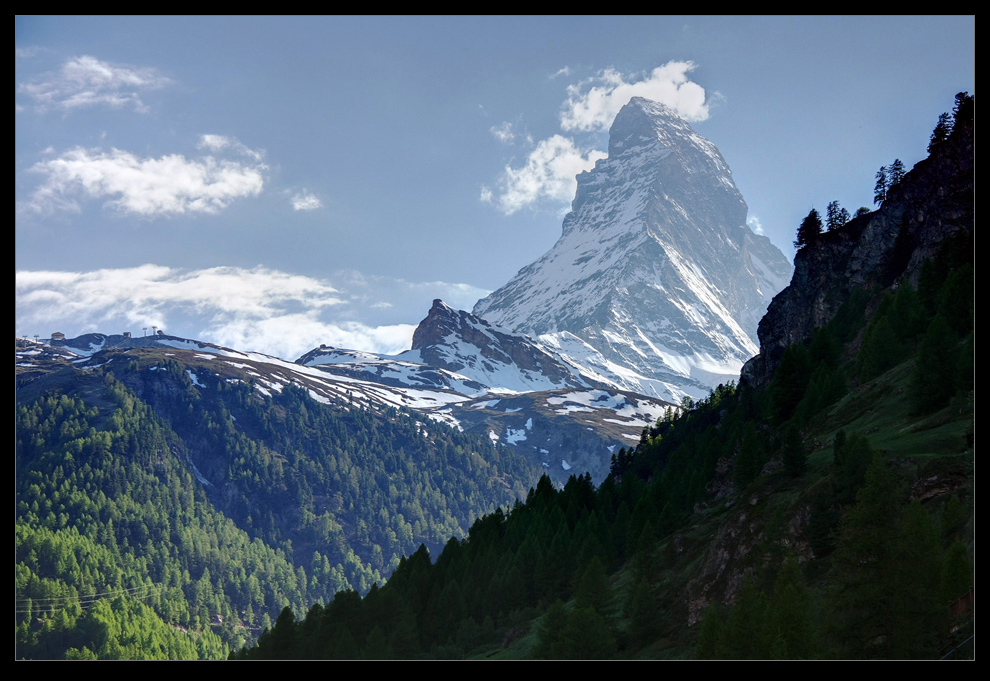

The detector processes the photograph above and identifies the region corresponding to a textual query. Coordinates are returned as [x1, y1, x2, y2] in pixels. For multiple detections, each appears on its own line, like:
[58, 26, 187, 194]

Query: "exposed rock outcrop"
[743, 96, 974, 388]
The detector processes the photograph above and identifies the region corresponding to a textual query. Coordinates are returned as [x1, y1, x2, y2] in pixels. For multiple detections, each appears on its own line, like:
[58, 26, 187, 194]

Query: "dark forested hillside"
[15, 350, 542, 659]
[234, 93, 973, 660]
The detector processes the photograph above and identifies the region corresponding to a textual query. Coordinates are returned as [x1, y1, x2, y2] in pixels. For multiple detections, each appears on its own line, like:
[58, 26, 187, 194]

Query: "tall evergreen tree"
[794, 208, 823, 248]
[888, 159, 906, 187]
[874, 166, 888, 205]
[928, 112, 952, 154]
[825, 201, 849, 231]
[829, 454, 903, 658]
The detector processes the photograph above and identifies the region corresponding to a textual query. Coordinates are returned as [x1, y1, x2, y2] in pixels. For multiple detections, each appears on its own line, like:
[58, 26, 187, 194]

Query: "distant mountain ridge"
[399, 299, 604, 393]
[473, 97, 791, 402]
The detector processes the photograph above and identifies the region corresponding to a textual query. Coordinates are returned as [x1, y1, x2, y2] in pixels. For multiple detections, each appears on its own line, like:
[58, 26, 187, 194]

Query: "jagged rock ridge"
[399, 299, 604, 393]
[742, 94, 974, 388]
[474, 97, 791, 401]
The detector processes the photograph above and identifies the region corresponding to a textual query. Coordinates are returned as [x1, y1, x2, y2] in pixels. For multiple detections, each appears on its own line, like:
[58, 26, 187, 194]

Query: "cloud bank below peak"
[16, 265, 488, 359]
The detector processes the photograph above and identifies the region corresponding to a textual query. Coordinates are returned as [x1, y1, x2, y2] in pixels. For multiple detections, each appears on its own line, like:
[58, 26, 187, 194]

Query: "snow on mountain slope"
[474, 97, 792, 402]
[21, 331, 675, 484]
[399, 299, 606, 394]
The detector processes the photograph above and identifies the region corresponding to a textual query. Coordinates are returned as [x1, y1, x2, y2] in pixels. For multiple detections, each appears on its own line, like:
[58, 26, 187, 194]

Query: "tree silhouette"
[888, 159, 906, 187]
[928, 112, 952, 154]
[794, 208, 823, 248]
[874, 166, 888, 205]
[826, 201, 850, 231]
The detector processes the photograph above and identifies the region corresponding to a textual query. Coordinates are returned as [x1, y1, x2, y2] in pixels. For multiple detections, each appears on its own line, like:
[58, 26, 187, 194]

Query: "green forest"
[15, 360, 541, 658]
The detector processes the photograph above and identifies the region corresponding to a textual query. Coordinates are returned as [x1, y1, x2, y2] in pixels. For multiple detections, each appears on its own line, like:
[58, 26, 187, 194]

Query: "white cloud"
[747, 215, 765, 235]
[17, 265, 344, 323]
[206, 315, 416, 360]
[490, 122, 516, 144]
[16, 265, 486, 358]
[18, 55, 171, 113]
[560, 61, 709, 132]
[290, 190, 323, 211]
[198, 134, 265, 161]
[492, 135, 607, 215]
[486, 60, 709, 214]
[29, 140, 266, 217]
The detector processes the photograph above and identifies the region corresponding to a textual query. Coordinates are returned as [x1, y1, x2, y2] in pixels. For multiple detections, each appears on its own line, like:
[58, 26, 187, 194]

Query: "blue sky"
[16, 16, 975, 360]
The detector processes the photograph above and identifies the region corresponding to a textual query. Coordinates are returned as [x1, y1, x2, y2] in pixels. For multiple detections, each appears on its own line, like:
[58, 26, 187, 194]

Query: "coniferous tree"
[781, 425, 807, 478]
[694, 603, 723, 659]
[928, 112, 952, 154]
[825, 201, 849, 231]
[874, 166, 888, 205]
[910, 314, 957, 414]
[829, 453, 903, 658]
[951, 91, 974, 130]
[767, 557, 817, 659]
[888, 159, 906, 187]
[888, 501, 944, 658]
[794, 208, 823, 248]
[533, 599, 568, 659]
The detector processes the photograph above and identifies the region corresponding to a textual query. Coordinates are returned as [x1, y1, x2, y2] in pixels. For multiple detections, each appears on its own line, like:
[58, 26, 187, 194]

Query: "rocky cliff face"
[402, 299, 602, 393]
[474, 97, 791, 401]
[742, 97, 974, 388]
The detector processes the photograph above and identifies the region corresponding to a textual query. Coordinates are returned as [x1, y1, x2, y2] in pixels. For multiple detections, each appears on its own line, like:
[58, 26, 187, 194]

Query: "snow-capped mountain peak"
[473, 97, 791, 402]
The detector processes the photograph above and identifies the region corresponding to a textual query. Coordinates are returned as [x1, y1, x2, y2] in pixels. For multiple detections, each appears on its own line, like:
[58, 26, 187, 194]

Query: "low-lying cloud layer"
[486, 61, 710, 215]
[17, 265, 488, 360]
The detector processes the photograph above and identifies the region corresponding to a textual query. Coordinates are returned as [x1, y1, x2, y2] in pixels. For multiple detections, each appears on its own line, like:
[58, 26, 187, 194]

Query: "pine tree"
[888, 159, 906, 187]
[888, 501, 944, 658]
[874, 166, 888, 205]
[829, 453, 903, 657]
[910, 314, 957, 414]
[781, 425, 807, 478]
[794, 208, 823, 248]
[825, 201, 849, 231]
[928, 112, 952, 154]
[767, 557, 817, 659]
[694, 603, 723, 659]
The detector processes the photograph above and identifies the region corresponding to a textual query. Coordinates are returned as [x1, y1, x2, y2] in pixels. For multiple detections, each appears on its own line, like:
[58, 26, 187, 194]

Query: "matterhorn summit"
[474, 97, 792, 401]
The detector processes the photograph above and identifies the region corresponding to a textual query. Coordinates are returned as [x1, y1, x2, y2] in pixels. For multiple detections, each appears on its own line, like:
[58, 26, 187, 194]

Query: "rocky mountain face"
[399, 299, 604, 393]
[742, 95, 974, 388]
[474, 97, 792, 402]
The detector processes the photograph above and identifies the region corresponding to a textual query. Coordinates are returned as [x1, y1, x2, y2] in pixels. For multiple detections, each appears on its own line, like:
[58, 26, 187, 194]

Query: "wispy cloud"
[490, 121, 517, 145]
[197, 134, 265, 162]
[18, 55, 171, 113]
[486, 61, 709, 213]
[28, 137, 267, 217]
[560, 61, 710, 131]
[17, 265, 488, 358]
[486, 135, 606, 215]
[747, 215, 765, 235]
[290, 190, 322, 211]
